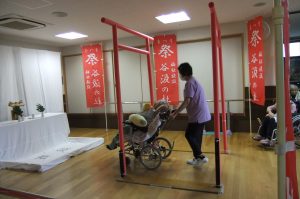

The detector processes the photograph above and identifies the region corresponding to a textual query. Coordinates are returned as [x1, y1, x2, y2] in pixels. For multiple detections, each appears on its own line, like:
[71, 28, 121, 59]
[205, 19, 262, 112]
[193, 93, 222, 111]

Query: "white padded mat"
[0, 137, 104, 172]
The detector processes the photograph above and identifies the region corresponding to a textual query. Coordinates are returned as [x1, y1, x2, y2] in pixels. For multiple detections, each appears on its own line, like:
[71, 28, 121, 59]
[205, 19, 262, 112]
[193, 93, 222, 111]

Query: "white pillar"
[272, 1, 286, 199]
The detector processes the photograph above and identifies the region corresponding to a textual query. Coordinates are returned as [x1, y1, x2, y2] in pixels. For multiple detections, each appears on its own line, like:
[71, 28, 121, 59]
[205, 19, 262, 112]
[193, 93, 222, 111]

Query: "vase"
[11, 111, 18, 120]
[18, 115, 23, 122]
[41, 112, 44, 118]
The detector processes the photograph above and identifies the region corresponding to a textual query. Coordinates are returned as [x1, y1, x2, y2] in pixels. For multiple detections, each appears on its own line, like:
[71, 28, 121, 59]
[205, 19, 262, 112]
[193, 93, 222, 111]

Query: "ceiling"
[0, 0, 299, 48]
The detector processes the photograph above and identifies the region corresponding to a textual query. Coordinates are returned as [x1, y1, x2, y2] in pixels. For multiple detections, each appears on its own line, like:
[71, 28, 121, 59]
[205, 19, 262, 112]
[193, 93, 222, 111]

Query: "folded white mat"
[0, 137, 104, 172]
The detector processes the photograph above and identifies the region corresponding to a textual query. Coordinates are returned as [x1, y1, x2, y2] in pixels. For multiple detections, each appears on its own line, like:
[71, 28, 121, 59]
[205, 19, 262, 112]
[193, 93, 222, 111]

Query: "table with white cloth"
[0, 113, 70, 161]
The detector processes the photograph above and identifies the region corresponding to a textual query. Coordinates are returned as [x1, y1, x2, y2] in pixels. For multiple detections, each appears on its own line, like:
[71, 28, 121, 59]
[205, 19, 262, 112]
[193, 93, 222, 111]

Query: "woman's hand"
[266, 112, 275, 118]
[170, 109, 177, 119]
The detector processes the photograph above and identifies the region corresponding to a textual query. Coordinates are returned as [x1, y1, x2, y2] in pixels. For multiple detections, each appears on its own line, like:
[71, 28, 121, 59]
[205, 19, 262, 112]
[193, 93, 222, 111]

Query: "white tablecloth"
[0, 113, 70, 161]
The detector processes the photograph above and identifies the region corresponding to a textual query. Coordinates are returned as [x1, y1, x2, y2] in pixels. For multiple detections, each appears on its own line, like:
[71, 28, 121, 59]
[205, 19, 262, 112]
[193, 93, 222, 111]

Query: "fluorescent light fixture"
[55, 32, 87, 40]
[155, 11, 190, 24]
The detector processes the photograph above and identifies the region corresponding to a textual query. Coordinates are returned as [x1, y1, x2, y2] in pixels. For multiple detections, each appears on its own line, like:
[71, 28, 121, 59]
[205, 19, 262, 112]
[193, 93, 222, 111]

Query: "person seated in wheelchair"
[253, 100, 297, 146]
[290, 84, 300, 114]
[106, 100, 170, 150]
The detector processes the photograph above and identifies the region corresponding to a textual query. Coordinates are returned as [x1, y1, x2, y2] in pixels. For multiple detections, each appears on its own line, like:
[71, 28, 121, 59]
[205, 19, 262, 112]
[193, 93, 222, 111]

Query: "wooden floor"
[0, 128, 299, 199]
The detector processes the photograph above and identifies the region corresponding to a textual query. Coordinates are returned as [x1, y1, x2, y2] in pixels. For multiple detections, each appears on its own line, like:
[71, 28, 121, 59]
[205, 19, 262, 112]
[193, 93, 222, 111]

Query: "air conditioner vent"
[0, 16, 46, 30]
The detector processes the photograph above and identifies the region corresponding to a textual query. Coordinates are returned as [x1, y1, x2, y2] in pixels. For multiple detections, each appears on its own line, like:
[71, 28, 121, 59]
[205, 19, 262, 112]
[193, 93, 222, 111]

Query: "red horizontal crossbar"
[101, 17, 154, 41]
[118, 44, 150, 55]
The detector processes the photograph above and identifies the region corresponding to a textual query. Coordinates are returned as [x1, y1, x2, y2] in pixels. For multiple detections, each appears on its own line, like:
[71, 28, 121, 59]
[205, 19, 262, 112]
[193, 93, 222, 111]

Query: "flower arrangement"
[8, 100, 24, 120]
[36, 104, 45, 112]
[36, 104, 45, 117]
[12, 106, 23, 116]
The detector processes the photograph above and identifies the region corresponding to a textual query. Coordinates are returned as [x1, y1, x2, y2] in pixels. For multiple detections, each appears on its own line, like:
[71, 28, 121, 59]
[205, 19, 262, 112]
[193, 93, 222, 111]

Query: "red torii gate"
[209, 2, 228, 188]
[102, 4, 228, 191]
[101, 17, 155, 177]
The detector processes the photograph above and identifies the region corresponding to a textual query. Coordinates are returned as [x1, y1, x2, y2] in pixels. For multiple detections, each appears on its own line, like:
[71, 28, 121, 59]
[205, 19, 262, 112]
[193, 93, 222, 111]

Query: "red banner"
[81, 44, 105, 107]
[154, 34, 179, 105]
[247, 16, 265, 106]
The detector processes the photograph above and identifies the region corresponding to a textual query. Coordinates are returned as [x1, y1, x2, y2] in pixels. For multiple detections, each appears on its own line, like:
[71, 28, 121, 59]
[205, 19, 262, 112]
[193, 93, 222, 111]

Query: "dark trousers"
[185, 122, 206, 159]
[259, 116, 277, 139]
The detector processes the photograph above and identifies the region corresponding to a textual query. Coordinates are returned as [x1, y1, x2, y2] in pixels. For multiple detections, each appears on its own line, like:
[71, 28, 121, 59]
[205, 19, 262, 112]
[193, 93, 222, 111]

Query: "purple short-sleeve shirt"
[184, 76, 211, 123]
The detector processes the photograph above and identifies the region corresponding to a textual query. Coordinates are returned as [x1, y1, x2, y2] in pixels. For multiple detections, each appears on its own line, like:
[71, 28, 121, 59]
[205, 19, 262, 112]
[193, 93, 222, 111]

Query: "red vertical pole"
[209, 2, 221, 187]
[101, 17, 155, 177]
[145, 38, 155, 105]
[217, 30, 228, 153]
[112, 25, 126, 177]
[282, 0, 299, 198]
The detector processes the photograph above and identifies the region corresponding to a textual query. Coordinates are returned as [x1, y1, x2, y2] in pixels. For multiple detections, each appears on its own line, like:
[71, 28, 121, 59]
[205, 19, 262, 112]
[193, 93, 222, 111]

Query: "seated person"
[290, 84, 300, 114]
[106, 100, 170, 150]
[253, 101, 297, 145]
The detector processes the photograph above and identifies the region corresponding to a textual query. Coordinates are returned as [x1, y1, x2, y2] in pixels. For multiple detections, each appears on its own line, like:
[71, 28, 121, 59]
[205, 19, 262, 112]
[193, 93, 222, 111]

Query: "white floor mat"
[0, 137, 104, 172]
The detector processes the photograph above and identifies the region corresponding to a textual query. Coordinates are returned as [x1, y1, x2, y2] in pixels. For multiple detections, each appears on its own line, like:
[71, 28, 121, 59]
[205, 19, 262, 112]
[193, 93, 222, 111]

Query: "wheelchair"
[122, 110, 174, 170]
[256, 114, 300, 148]
[293, 114, 300, 148]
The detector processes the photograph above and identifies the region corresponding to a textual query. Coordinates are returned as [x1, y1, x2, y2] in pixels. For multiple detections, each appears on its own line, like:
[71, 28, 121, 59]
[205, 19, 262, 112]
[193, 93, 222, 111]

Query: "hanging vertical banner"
[247, 16, 265, 106]
[81, 44, 105, 107]
[154, 34, 179, 105]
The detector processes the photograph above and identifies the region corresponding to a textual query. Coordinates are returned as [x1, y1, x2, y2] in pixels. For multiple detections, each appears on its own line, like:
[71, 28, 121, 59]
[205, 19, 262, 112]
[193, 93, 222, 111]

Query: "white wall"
[62, 20, 276, 114]
[0, 34, 61, 52]
[176, 37, 244, 113]
[0, 19, 277, 116]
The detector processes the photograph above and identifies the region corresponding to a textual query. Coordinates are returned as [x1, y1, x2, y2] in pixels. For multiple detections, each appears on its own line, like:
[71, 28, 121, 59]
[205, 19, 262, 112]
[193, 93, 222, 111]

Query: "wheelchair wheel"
[153, 137, 172, 159]
[139, 145, 162, 170]
[125, 156, 131, 166]
[293, 118, 300, 148]
[293, 118, 300, 138]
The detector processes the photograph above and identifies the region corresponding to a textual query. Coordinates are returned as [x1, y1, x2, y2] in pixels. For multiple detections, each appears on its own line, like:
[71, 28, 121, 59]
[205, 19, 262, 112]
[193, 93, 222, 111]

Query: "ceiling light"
[55, 32, 87, 40]
[155, 11, 190, 24]
[52, 11, 68, 17]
